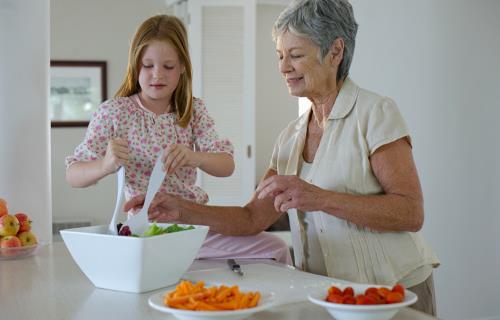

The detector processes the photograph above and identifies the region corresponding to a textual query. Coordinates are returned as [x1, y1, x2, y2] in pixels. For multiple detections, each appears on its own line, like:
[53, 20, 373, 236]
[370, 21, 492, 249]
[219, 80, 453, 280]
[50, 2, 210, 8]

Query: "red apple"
[0, 214, 20, 236]
[0, 235, 22, 248]
[15, 213, 31, 233]
[0, 235, 22, 256]
[18, 231, 38, 246]
[0, 198, 8, 217]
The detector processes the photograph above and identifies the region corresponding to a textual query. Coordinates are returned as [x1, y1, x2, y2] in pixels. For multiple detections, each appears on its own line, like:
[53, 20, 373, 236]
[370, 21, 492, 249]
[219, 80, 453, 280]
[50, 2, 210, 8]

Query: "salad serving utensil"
[108, 167, 125, 235]
[121, 150, 166, 236]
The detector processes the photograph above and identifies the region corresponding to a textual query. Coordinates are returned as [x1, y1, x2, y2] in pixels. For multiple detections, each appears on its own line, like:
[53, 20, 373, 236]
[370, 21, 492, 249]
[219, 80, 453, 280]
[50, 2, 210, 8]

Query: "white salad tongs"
[108, 166, 126, 235]
[108, 151, 166, 235]
[122, 150, 166, 236]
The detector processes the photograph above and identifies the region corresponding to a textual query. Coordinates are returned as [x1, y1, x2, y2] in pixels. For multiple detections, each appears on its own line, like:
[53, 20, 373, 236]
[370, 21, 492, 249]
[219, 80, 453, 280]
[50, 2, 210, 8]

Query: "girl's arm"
[66, 139, 129, 187]
[162, 144, 234, 177]
[191, 151, 234, 177]
[66, 159, 109, 188]
[186, 99, 235, 177]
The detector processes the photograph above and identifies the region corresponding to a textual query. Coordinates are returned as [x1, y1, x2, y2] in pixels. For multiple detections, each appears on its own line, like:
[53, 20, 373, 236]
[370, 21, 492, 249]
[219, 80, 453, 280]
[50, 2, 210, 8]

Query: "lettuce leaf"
[140, 222, 195, 237]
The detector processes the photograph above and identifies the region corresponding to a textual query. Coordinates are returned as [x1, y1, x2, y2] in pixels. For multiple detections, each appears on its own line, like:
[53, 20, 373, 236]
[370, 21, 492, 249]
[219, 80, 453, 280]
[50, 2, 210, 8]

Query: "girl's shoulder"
[190, 96, 209, 118]
[192, 96, 206, 110]
[95, 96, 137, 116]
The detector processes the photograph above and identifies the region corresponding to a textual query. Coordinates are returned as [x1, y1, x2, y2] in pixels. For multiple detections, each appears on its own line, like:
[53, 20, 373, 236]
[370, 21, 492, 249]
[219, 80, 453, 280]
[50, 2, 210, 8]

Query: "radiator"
[52, 220, 91, 234]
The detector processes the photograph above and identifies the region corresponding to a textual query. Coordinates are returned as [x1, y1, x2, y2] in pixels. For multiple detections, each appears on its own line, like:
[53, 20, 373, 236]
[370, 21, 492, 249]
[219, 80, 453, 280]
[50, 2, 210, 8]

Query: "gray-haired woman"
[124, 0, 439, 315]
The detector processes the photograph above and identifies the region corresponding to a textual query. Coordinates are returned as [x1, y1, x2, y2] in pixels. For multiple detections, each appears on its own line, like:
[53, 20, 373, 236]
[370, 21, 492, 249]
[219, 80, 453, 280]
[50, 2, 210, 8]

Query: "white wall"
[256, 4, 298, 182]
[0, 0, 51, 244]
[350, 1, 500, 319]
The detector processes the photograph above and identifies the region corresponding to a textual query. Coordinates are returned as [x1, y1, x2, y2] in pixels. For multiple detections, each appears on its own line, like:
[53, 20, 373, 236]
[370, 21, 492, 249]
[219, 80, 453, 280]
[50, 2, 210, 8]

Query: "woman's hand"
[162, 144, 200, 174]
[255, 175, 325, 213]
[123, 193, 182, 223]
[101, 138, 129, 175]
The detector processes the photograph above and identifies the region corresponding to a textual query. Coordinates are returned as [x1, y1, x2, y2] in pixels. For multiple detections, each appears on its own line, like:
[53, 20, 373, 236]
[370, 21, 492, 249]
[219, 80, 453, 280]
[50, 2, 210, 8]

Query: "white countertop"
[0, 242, 437, 320]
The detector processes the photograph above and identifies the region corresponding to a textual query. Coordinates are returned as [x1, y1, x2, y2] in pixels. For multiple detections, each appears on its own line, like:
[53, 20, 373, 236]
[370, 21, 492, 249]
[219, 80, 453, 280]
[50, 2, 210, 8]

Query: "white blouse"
[299, 159, 328, 276]
[270, 78, 439, 286]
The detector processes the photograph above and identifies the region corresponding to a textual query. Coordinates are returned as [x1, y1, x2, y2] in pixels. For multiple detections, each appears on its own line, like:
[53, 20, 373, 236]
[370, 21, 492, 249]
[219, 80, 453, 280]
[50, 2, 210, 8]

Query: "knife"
[227, 259, 244, 276]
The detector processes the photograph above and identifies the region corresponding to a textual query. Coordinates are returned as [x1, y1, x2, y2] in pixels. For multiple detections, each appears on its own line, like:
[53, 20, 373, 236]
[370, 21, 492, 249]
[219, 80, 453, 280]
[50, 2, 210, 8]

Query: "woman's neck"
[308, 78, 344, 128]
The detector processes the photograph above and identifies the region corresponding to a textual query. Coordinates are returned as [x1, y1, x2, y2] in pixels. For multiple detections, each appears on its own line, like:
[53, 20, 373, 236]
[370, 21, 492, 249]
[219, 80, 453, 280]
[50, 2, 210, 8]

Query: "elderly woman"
[125, 0, 439, 315]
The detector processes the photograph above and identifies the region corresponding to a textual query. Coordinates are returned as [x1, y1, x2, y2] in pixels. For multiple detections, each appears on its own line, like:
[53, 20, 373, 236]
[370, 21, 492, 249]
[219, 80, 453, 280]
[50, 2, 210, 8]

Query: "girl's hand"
[162, 144, 200, 174]
[255, 175, 325, 213]
[102, 138, 129, 175]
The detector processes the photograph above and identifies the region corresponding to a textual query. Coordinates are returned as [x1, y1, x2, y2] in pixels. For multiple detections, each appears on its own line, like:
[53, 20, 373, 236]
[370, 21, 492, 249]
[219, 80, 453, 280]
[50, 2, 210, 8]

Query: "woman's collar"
[294, 77, 359, 131]
[327, 77, 359, 120]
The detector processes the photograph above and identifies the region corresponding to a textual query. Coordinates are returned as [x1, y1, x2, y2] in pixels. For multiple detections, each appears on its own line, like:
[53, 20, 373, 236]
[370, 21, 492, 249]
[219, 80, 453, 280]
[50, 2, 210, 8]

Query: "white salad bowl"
[60, 223, 208, 293]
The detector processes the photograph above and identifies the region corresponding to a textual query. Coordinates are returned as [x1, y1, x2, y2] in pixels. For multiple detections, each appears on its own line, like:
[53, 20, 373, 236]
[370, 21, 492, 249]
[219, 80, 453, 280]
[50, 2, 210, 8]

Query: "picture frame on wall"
[50, 60, 107, 127]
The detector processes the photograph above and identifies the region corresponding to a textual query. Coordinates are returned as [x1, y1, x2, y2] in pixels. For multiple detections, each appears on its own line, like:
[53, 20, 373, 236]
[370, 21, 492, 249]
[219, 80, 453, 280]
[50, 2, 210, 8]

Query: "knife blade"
[227, 259, 244, 276]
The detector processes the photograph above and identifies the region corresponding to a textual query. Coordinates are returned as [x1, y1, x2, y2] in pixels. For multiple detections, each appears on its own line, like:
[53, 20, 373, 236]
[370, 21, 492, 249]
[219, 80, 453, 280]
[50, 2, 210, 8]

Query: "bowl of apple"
[0, 240, 41, 260]
[0, 198, 41, 260]
[60, 222, 209, 293]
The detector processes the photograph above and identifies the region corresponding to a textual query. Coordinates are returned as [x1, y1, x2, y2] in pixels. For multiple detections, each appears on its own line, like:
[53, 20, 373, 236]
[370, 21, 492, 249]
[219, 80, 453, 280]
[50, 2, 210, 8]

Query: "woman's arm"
[66, 138, 129, 188]
[124, 169, 281, 235]
[256, 138, 423, 232]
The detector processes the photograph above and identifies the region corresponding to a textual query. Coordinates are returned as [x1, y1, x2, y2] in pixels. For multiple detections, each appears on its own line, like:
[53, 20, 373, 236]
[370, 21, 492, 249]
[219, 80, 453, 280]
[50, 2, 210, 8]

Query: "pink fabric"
[65, 95, 233, 203]
[197, 231, 293, 265]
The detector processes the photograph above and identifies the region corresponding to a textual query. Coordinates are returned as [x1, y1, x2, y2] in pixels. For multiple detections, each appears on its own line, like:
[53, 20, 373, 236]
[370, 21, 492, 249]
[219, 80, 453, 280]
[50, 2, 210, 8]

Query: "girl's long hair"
[115, 15, 193, 127]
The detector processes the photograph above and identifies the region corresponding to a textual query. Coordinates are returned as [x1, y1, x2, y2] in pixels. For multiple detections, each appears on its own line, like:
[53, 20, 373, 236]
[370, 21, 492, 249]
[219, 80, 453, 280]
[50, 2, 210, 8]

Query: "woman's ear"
[329, 38, 345, 67]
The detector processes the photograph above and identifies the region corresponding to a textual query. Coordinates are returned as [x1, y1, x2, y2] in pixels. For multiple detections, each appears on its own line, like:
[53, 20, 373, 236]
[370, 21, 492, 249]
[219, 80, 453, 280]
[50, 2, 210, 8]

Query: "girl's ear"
[329, 38, 345, 67]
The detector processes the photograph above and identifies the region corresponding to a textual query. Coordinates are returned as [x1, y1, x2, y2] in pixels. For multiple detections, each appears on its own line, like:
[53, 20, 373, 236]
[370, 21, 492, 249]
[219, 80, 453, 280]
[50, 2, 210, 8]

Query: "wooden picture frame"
[50, 60, 107, 127]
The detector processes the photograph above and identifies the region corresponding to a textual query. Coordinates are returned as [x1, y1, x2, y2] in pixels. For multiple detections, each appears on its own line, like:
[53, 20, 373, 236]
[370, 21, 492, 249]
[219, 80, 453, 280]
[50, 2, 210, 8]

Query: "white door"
[172, 0, 256, 205]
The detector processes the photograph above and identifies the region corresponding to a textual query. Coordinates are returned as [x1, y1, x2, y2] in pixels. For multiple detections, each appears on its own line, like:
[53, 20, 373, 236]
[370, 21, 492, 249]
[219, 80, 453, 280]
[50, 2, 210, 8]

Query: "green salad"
[117, 222, 195, 237]
[138, 223, 195, 237]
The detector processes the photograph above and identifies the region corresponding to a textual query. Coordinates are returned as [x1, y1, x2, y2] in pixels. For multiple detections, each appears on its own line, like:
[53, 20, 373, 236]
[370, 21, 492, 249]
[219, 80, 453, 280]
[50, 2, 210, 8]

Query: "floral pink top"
[65, 95, 234, 204]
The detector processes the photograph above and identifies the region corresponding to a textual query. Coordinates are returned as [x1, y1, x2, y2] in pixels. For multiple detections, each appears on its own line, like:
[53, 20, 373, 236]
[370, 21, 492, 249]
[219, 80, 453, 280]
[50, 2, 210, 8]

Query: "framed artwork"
[50, 60, 107, 127]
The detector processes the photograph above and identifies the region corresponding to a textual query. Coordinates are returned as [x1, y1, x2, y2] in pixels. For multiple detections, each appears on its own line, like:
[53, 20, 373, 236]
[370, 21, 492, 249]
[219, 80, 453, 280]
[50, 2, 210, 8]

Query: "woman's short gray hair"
[272, 0, 358, 82]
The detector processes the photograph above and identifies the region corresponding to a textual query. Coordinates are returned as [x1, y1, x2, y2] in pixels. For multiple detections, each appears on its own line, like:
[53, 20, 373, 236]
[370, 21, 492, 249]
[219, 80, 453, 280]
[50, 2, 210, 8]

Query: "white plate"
[148, 287, 277, 320]
[308, 284, 417, 320]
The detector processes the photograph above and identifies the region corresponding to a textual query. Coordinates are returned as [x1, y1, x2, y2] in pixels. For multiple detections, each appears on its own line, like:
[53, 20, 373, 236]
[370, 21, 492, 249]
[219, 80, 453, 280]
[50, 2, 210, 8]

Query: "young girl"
[66, 15, 291, 265]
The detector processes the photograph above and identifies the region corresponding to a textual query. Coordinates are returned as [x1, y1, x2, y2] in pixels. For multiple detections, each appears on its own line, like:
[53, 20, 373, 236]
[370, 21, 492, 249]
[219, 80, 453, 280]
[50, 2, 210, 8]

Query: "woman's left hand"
[162, 144, 200, 174]
[255, 175, 325, 213]
[124, 192, 182, 223]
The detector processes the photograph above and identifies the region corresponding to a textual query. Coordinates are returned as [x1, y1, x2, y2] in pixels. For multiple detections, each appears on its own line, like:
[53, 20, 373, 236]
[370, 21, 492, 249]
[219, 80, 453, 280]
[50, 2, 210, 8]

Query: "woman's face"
[138, 40, 183, 107]
[276, 32, 336, 98]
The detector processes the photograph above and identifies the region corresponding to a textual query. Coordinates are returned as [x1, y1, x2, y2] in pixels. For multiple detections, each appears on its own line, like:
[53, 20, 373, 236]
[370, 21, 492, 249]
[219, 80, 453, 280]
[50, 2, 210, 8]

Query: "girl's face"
[138, 40, 184, 109]
[276, 31, 336, 99]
